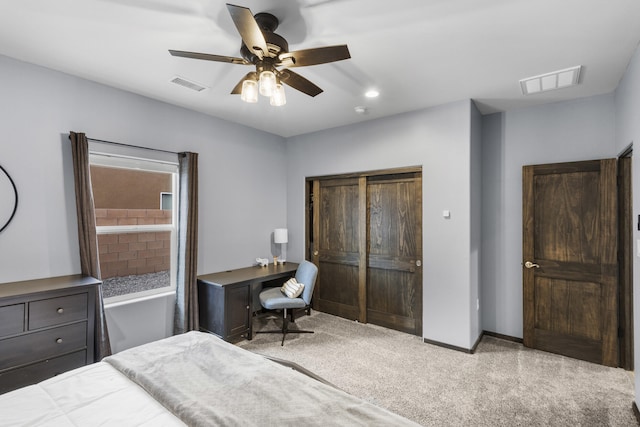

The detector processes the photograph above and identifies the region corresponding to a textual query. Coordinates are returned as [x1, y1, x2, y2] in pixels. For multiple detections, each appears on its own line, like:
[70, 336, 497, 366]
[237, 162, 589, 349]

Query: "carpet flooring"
[238, 311, 636, 426]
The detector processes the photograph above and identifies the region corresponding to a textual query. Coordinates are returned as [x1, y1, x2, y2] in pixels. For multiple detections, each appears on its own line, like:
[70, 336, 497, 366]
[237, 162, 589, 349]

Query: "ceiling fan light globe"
[259, 70, 276, 97]
[270, 84, 286, 106]
[241, 79, 258, 103]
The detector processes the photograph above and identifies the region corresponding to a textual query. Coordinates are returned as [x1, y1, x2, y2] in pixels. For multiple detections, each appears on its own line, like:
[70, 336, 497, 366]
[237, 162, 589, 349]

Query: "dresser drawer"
[0, 322, 87, 370]
[0, 350, 87, 395]
[28, 293, 88, 330]
[0, 304, 25, 338]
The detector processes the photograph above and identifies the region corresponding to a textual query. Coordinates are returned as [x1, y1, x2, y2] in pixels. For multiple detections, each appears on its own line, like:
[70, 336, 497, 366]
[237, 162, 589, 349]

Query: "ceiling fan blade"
[230, 72, 257, 94]
[226, 3, 268, 59]
[277, 69, 323, 97]
[169, 50, 249, 65]
[279, 45, 351, 67]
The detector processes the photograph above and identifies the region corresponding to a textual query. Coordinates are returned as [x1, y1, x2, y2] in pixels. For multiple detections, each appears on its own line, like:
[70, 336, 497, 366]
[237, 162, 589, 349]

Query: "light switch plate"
[443, 210, 451, 219]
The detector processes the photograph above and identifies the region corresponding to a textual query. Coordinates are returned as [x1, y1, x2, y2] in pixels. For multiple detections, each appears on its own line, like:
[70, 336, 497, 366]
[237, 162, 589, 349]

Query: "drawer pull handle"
[57, 308, 64, 314]
[56, 338, 63, 344]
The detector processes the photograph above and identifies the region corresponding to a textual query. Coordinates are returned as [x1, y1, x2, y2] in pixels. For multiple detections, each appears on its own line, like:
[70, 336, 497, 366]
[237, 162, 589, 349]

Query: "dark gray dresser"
[0, 275, 99, 394]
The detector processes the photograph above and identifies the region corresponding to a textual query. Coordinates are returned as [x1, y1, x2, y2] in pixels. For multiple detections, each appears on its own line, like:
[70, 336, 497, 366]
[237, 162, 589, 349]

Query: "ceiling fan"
[169, 3, 351, 105]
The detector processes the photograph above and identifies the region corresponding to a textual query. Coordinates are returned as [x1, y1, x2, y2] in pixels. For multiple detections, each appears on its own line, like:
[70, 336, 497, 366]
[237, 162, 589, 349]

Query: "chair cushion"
[259, 286, 307, 310]
[281, 278, 304, 298]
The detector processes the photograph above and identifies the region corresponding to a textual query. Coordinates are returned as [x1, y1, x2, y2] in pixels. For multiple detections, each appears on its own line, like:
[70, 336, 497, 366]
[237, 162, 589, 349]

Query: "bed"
[1, 331, 420, 426]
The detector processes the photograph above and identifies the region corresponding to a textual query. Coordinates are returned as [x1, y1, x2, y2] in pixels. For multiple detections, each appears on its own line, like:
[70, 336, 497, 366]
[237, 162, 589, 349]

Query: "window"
[160, 192, 172, 210]
[89, 151, 178, 303]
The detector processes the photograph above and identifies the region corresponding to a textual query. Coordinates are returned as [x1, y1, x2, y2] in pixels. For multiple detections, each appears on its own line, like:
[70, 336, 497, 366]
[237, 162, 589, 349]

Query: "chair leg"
[281, 309, 288, 346]
[256, 307, 314, 346]
[289, 305, 311, 323]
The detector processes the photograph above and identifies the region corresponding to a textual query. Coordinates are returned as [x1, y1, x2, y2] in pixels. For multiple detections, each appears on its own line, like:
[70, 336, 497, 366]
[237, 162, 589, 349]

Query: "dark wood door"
[367, 174, 422, 335]
[313, 178, 362, 320]
[522, 159, 618, 366]
[310, 169, 423, 336]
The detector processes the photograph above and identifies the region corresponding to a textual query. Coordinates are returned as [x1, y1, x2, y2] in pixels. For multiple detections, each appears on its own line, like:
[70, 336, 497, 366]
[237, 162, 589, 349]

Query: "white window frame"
[89, 151, 179, 304]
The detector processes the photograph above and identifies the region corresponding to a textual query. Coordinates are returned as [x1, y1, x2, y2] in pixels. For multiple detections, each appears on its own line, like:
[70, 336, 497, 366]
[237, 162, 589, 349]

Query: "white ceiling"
[1, 0, 639, 137]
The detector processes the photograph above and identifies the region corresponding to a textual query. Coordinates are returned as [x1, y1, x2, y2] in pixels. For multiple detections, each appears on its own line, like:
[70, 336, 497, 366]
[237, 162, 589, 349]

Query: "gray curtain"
[69, 131, 112, 361]
[174, 152, 199, 334]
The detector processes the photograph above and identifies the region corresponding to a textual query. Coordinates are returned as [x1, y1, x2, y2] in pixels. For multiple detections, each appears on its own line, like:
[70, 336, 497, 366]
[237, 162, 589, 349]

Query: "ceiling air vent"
[519, 66, 582, 95]
[170, 76, 208, 92]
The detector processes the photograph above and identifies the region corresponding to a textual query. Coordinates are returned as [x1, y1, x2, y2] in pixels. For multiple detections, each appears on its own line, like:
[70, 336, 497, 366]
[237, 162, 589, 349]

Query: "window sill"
[104, 289, 176, 309]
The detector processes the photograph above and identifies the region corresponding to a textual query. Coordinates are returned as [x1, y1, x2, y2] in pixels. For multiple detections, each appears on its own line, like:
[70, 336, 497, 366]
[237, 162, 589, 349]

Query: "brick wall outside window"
[96, 209, 172, 279]
[95, 208, 171, 226]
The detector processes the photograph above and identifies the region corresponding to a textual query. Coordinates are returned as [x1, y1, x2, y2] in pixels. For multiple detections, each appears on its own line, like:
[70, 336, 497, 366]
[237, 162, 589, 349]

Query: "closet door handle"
[415, 260, 422, 267]
[524, 261, 540, 269]
[313, 251, 319, 256]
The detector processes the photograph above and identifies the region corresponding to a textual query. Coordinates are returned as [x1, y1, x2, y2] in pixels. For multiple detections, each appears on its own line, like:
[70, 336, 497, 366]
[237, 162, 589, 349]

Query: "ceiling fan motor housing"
[254, 13, 279, 32]
[240, 32, 288, 63]
[240, 12, 288, 63]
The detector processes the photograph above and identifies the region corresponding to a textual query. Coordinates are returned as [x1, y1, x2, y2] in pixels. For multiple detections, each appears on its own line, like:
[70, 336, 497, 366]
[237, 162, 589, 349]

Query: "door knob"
[313, 251, 319, 256]
[524, 261, 540, 269]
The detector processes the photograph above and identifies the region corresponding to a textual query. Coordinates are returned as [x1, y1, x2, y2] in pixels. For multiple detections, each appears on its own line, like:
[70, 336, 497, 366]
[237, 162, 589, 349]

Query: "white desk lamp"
[274, 228, 288, 264]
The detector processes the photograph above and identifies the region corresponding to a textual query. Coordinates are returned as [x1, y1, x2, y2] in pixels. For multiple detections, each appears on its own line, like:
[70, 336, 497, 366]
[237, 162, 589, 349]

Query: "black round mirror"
[0, 164, 18, 233]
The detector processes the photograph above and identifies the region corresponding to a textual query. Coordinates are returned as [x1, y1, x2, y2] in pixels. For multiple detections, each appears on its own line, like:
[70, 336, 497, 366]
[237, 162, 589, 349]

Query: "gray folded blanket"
[104, 331, 420, 427]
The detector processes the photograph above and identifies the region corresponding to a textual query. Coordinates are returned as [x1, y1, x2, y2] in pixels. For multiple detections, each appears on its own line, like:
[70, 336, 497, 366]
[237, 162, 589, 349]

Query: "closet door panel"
[367, 268, 418, 333]
[317, 261, 360, 319]
[367, 174, 422, 335]
[315, 178, 361, 320]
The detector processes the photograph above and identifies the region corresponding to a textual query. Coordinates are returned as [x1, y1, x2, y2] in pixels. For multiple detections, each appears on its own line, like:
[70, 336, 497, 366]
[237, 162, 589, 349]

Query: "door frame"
[305, 166, 422, 331]
[618, 146, 633, 370]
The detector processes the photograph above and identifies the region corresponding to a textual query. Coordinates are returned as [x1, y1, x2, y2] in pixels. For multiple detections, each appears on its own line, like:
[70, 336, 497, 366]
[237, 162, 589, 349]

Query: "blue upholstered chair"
[256, 260, 318, 346]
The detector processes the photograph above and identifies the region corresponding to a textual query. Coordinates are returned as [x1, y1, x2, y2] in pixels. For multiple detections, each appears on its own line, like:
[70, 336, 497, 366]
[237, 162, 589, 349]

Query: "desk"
[197, 263, 298, 341]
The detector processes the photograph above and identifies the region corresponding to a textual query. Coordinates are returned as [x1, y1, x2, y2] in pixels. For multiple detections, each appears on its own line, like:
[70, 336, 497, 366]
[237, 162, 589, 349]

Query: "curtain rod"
[86, 137, 179, 156]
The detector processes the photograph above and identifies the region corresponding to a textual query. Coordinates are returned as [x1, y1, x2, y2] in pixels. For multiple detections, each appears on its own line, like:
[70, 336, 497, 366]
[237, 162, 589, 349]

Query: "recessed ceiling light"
[365, 89, 379, 98]
[519, 66, 582, 95]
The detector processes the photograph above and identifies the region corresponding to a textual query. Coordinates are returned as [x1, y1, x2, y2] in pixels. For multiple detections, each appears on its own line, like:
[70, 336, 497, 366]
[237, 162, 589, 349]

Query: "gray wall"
[480, 94, 617, 339]
[286, 100, 482, 350]
[470, 102, 482, 344]
[613, 42, 640, 406]
[0, 55, 288, 351]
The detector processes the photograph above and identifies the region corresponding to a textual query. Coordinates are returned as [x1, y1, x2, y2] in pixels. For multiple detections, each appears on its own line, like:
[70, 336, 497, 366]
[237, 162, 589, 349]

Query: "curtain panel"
[174, 152, 199, 334]
[69, 131, 112, 361]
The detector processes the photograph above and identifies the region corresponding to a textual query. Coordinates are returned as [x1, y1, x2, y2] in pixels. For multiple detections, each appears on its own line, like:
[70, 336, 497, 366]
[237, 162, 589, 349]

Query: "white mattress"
[1, 362, 185, 427]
